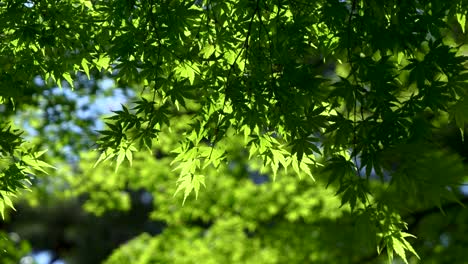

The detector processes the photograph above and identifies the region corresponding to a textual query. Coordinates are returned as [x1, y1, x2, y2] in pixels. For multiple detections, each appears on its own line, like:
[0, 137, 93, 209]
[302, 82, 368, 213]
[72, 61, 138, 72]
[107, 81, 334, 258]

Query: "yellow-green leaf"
[81, 58, 90, 79]
[62, 72, 74, 89]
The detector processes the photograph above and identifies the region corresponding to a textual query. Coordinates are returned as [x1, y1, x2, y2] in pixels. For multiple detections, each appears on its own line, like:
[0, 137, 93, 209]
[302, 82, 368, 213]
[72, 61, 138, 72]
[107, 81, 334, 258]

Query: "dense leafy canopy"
[1, 0, 468, 263]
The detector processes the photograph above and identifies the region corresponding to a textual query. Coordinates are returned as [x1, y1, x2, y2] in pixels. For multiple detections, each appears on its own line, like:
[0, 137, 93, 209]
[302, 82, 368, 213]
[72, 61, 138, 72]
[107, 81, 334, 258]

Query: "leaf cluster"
[1, 0, 468, 262]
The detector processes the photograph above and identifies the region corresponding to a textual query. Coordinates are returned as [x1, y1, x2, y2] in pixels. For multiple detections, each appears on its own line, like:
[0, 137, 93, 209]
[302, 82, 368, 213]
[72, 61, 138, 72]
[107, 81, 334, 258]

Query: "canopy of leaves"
[1, 0, 468, 263]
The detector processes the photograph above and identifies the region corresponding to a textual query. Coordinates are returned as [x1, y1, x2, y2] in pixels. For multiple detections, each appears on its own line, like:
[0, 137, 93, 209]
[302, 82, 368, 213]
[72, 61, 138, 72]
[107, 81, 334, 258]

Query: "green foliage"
[0, 122, 54, 218]
[1, 0, 468, 263]
[0, 232, 31, 264]
[76, 149, 352, 264]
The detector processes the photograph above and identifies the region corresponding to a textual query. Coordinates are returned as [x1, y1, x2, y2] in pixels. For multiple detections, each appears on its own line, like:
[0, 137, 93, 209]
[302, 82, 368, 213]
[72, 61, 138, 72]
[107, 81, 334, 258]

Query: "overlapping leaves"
[1, 0, 468, 262]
